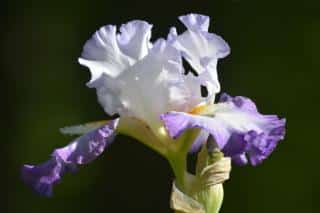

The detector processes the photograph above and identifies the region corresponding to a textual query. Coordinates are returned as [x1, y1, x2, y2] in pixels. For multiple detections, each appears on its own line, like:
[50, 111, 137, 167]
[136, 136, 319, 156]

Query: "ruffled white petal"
[78, 14, 230, 133]
[172, 14, 230, 102]
[179, 14, 210, 32]
[79, 20, 153, 87]
[79, 20, 163, 116]
[173, 31, 227, 96]
[117, 21, 152, 60]
[95, 39, 190, 132]
[79, 25, 133, 86]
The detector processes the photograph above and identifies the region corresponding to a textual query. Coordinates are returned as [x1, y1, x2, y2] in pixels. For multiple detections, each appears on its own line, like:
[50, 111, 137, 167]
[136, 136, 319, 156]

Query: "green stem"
[168, 153, 187, 191]
[166, 129, 200, 193]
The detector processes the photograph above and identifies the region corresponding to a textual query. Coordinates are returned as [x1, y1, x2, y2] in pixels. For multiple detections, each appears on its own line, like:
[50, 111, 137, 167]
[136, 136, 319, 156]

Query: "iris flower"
[21, 13, 286, 203]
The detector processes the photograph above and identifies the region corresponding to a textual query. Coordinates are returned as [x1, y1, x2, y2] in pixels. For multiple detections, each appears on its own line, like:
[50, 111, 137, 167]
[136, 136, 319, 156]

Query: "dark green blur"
[3, 0, 319, 212]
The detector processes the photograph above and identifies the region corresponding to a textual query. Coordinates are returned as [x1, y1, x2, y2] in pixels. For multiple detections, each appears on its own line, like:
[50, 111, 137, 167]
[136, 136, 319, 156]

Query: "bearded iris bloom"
[21, 13, 286, 211]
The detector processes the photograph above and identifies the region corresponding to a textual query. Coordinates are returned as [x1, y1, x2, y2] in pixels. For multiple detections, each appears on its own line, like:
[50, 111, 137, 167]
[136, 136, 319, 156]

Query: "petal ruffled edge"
[171, 14, 230, 103]
[160, 94, 286, 166]
[179, 13, 210, 32]
[117, 20, 153, 60]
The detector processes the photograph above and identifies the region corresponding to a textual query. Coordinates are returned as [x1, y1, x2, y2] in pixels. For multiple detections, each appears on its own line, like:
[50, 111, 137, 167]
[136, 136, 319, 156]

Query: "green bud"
[170, 143, 231, 213]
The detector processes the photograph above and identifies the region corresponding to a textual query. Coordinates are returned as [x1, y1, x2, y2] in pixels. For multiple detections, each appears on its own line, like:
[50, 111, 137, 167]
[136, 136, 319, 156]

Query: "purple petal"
[219, 93, 258, 112]
[232, 153, 248, 166]
[160, 111, 230, 148]
[244, 130, 284, 166]
[221, 133, 249, 156]
[160, 112, 191, 140]
[161, 94, 286, 166]
[21, 156, 66, 197]
[54, 119, 118, 164]
[189, 130, 209, 154]
[21, 119, 119, 197]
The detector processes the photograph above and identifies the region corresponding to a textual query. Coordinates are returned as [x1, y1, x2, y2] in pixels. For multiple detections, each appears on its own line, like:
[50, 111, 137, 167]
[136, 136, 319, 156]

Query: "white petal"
[167, 27, 178, 41]
[173, 31, 228, 94]
[117, 21, 152, 60]
[171, 15, 230, 101]
[79, 21, 158, 116]
[95, 73, 124, 115]
[78, 15, 230, 131]
[179, 13, 210, 32]
[79, 25, 132, 85]
[182, 73, 206, 106]
[96, 39, 190, 132]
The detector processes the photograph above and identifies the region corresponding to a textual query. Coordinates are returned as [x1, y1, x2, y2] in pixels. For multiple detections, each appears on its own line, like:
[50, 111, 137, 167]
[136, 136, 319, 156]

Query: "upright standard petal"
[117, 21, 153, 60]
[179, 13, 210, 32]
[93, 39, 192, 135]
[172, 14, 230, 102]
[21, 119, 119, 197]
[79, 14, 231, 136]
[79, 25, 132, 84]
[160, 94, 286, 166]
[79, 20, 196, 127]
[79, 21, 153, 115]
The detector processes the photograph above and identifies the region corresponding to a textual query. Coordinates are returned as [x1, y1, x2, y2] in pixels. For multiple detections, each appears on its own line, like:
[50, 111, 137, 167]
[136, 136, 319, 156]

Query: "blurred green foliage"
[2, 0, 319, 212]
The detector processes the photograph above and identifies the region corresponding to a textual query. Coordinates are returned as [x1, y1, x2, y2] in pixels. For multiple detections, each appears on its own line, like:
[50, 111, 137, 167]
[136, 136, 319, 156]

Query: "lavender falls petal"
[21, 119, 119, 196]
[161, 94, 286, 166]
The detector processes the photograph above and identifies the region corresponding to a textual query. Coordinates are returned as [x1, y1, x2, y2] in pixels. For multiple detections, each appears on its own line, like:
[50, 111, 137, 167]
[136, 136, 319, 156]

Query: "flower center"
[189, 104, 208, 115]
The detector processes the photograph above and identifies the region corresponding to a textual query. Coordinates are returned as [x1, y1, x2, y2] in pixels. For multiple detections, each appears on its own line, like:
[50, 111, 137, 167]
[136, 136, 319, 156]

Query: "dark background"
[2, 0, 319, 212]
